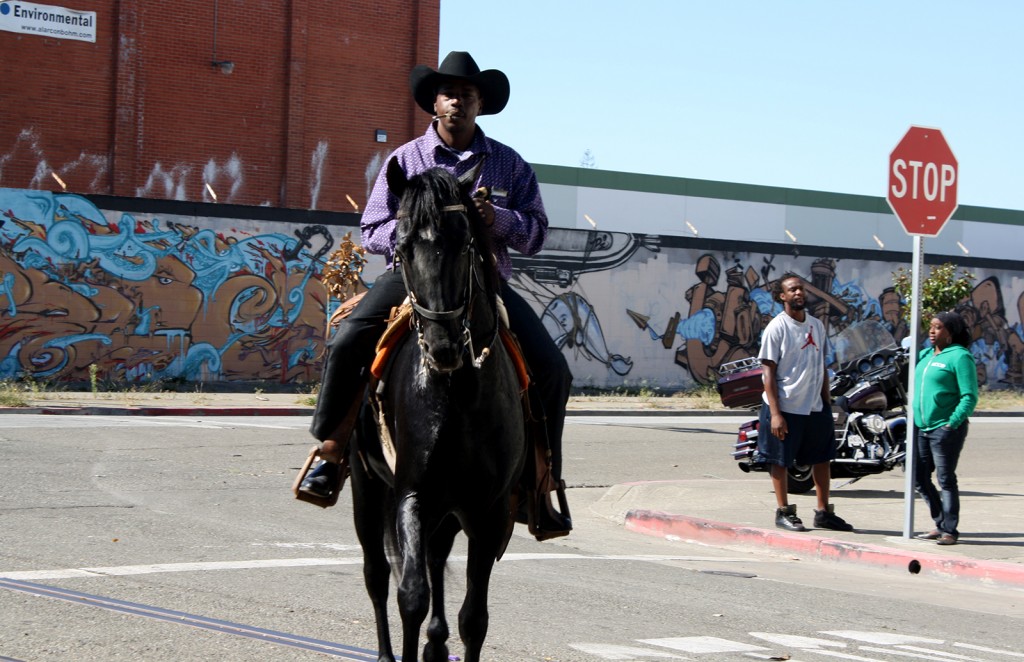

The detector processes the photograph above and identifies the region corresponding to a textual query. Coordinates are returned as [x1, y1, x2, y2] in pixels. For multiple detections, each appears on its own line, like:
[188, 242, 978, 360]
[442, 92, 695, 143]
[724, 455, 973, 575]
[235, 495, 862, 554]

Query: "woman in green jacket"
[913, 311, 978, 546]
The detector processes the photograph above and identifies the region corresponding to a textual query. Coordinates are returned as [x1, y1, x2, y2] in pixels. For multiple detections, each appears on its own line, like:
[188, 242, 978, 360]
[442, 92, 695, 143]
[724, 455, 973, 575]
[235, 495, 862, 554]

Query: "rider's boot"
[294, 390, 363, 508]
[521, 412, 572, 541]
[300, 438, 348, 492]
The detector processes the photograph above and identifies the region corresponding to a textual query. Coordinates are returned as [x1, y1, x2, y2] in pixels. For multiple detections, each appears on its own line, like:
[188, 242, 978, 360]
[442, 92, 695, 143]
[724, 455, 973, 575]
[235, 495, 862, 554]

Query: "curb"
[1, 406, 314, 417]
[625, 509, 1024, 589]
[3, 406, 745, 417]
[566, 409, 748, 417]
[3, 406, 1021, 418]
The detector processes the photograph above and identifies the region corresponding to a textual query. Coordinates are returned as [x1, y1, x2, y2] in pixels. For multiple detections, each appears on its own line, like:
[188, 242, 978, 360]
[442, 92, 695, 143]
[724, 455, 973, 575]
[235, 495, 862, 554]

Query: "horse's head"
[388, 157, 496, 374]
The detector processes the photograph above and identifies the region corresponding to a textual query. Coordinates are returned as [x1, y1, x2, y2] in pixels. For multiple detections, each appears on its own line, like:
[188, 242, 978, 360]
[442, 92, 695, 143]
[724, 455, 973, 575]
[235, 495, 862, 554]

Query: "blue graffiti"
[0, 272, 16, 316]
[675, 308, 716, 345]
[0, 188, 329, 383]
[749, 288, 779, 317]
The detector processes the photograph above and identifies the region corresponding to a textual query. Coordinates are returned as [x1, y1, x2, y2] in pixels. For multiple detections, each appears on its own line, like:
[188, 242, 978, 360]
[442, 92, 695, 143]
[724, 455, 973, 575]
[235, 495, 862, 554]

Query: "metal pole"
[903, 234, 924, 538]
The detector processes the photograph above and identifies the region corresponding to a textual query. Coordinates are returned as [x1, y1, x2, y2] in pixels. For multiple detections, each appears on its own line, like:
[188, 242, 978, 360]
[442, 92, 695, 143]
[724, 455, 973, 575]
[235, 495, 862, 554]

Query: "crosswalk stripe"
[637, 636, 767, 654]
[750, 632, 848, 649]
[569, 643, 688, 660]
[822, 632, 945, 646]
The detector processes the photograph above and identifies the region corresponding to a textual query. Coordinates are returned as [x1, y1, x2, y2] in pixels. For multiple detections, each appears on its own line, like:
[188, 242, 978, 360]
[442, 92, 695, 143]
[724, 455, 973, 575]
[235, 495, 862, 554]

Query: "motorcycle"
[717, 320, 909, 493]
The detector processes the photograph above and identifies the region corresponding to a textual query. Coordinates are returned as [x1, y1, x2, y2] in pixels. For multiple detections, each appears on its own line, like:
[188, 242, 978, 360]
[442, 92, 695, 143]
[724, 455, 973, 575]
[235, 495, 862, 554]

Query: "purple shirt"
[361, 122, 548, 280]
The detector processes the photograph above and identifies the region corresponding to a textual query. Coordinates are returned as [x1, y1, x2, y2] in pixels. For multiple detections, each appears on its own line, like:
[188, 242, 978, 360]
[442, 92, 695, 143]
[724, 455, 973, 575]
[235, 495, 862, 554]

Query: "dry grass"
[976, 387, 1024, 410]
[575, 382, 1024, 412]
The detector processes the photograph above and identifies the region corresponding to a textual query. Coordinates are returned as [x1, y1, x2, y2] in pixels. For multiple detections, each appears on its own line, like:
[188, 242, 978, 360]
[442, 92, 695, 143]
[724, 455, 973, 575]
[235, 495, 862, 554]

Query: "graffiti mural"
[607, 250, 1024, 390]
[0, 189, 337, 385]
[1, 187, 1021, 390]
[511, 228, 660, 378]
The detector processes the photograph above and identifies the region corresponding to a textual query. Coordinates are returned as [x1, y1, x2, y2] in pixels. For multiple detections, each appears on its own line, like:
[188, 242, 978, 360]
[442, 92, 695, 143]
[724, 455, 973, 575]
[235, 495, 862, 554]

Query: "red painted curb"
[625, 509, 1024, 589]
[2, 407, 313, 417]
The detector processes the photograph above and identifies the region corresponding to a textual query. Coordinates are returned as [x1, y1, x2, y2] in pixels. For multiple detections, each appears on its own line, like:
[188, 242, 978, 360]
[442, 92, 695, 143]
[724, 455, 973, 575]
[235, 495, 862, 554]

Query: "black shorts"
[757, 403, 836, 468]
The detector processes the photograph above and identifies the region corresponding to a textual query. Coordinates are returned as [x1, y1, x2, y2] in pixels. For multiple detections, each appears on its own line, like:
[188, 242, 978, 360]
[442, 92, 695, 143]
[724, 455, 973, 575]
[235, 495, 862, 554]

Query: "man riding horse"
[303, 51, 572, 538]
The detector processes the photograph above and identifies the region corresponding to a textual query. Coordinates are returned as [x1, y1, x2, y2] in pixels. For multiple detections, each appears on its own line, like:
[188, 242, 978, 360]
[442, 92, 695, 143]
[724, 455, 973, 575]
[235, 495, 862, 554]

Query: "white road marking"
[954, 642, 1024, 657]
[750, 632, 847, 648]
[569, 643, 688, 660]
[823, 632, 945, 646]
[1, 557, 362, 580]
[4, 414, 1020, 431]
[638, 636, 767, 654]
[860, 646, 976, 661]
[896, 645, 988, 661]
[807, 651, 889, 661]
[572, 633, 1016, 661]
[0, 552, 746, 581]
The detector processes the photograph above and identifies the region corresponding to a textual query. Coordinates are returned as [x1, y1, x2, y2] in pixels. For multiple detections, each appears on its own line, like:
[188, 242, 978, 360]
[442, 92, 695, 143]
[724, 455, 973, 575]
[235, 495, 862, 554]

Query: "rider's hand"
[771, 413, 787, 441]
[473, 195, 495, 227]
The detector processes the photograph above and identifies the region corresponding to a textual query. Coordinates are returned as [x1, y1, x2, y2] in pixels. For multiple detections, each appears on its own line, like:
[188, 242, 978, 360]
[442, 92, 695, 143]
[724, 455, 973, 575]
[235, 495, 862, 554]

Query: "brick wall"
[0, 0, 439, 212]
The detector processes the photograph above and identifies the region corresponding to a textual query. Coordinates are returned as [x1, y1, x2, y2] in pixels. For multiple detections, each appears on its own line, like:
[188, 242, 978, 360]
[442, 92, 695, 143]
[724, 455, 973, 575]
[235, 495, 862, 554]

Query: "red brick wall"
[0, 0, 439, 212]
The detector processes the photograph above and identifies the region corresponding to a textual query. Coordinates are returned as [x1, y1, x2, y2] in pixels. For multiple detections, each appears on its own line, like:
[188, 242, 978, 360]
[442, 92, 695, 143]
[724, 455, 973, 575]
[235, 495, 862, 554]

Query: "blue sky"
[439, 1, 1024, 211]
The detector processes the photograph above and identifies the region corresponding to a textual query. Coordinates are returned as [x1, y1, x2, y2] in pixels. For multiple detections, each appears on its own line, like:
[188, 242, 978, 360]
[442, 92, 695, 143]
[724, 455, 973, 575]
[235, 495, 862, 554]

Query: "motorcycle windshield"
[832, 321, 899, 368]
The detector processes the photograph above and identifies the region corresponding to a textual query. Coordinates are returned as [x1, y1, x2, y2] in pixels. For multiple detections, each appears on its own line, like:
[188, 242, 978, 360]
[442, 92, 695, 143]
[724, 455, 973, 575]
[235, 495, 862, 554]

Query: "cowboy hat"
[409, 51, 510, 116]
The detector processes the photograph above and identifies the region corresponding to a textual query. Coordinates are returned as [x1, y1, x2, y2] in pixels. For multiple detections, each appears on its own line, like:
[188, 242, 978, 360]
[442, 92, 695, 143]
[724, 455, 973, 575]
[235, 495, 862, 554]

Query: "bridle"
[395, 203, 499, 369]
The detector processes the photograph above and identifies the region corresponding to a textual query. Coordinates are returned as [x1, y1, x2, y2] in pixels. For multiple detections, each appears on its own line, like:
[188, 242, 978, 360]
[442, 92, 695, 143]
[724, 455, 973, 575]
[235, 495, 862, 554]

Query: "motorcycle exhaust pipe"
[832, 458, 884, 467]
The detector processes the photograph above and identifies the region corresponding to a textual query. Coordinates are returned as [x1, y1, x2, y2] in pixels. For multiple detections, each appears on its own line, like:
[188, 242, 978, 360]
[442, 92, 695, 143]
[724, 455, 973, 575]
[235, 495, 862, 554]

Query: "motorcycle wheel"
[787, 464, 814, 494]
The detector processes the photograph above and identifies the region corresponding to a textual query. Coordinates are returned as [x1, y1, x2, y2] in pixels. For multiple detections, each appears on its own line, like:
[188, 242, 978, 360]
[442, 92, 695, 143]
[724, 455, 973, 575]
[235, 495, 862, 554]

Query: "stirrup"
[292, 445, 347, 509]
[527, 479, 572, 542]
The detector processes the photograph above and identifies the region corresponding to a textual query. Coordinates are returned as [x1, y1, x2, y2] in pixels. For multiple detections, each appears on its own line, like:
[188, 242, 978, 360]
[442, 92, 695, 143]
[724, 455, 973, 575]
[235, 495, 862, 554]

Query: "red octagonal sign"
[887, 126, 958, 237]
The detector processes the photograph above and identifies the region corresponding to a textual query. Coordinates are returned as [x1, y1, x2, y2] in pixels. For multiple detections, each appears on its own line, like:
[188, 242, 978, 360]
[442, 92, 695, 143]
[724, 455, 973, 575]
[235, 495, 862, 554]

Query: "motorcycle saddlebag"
[716, 357, 764, 409]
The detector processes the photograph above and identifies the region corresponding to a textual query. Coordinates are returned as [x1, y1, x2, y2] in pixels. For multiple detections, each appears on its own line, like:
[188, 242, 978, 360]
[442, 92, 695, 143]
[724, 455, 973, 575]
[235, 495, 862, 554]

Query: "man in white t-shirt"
[757, 273, 853, 532]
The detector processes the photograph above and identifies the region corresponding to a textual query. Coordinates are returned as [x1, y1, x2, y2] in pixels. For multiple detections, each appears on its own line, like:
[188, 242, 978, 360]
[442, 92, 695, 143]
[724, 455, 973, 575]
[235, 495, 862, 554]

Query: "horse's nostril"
[422, 338, 463, 373]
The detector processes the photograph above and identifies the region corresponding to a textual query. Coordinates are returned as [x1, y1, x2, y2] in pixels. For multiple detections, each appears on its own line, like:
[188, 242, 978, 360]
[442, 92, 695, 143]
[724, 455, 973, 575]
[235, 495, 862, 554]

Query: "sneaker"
[299, 460, 340, 498]
[914, 529, 941, 540]
[775, 505, 807, 532]
[813, 504, 854, 532]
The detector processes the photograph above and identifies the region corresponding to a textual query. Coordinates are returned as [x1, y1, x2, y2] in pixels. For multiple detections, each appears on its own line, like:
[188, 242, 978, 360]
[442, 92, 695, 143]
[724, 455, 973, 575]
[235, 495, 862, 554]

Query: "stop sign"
[887, 126, 958, 236]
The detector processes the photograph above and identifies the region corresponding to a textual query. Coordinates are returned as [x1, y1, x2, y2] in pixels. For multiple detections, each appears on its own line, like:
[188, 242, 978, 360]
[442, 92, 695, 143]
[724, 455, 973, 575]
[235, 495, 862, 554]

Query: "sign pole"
[887, 125, 958, 539]
[903, 235, 924, 538]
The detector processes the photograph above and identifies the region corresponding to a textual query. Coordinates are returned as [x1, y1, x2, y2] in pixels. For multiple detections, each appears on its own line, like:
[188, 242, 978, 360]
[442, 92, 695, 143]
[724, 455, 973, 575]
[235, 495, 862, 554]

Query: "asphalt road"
[1, 414, 1022, 661]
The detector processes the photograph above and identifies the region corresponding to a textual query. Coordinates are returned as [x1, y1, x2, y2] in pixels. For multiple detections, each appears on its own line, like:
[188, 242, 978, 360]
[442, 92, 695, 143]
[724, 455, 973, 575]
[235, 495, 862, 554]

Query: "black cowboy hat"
[409, 51, 510, 116]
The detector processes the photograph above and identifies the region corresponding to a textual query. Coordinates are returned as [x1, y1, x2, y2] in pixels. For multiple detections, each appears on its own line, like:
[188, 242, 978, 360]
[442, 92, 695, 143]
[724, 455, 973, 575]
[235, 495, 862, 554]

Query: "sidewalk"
[599, 474, 1024, 590]
[5, 391, 1023, 590]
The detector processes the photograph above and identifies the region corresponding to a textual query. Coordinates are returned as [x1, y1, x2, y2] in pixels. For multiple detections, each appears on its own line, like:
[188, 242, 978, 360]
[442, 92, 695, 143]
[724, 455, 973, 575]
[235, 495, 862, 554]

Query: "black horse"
[349, 157, 527, 662]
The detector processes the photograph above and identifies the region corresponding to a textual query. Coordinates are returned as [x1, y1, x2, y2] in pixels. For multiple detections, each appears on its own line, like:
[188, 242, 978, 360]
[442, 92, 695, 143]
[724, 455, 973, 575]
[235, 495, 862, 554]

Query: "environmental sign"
[0, 1, 96, 43]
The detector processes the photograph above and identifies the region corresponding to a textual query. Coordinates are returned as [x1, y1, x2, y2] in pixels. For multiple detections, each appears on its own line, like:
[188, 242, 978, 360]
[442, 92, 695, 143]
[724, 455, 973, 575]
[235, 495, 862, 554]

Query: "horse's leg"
[458, 501, 506, 662]
[397, 493, 430, 662]
[350, 453, 395, 662]
[423, 515, 460, 662]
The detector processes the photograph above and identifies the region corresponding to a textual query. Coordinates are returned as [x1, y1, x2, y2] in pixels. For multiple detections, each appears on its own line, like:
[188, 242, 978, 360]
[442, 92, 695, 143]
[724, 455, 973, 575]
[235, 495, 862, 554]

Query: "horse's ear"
[456, 157, 486, 196]
[386, 156, 407, 199]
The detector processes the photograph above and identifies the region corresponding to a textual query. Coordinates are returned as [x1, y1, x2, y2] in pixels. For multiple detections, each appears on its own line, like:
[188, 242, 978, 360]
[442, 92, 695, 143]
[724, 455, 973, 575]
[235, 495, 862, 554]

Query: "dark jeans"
[914, 422, 968, 537]
[310, 269, 572, 479]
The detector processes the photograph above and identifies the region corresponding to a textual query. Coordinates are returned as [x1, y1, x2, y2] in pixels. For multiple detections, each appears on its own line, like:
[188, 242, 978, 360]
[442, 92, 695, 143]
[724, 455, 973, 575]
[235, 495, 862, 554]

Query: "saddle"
[294, 298, 571, 542]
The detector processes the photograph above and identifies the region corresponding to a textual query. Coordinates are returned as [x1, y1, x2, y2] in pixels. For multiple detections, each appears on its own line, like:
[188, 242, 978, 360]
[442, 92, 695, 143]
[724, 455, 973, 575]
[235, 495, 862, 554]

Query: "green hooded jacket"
[913, 344, 978, 431]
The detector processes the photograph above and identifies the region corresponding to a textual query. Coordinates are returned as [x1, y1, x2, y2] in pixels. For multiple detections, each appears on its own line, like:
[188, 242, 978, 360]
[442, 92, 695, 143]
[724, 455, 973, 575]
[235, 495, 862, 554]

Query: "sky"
[439, 1, 1024, 212]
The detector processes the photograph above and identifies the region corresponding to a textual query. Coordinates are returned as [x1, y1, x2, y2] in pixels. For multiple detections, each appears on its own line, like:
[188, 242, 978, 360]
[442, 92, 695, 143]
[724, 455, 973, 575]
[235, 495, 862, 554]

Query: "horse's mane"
[400, 167, 501, 295]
